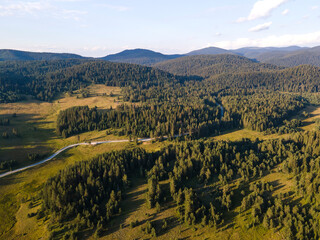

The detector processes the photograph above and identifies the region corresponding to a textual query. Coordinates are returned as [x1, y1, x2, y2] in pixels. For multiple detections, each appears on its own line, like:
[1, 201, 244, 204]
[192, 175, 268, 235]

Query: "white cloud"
[312, 6, 319, 10]
[214, 31, 320, 49]
[0, 1, 51, 16]
[237, 0, 289, 22]
[282, 9, 289, 15]
[0, 1, 86, 20]
[249, 22, 272, 32]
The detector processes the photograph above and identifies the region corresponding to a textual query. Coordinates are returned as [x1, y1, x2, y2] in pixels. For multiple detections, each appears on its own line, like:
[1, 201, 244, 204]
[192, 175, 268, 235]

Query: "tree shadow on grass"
[102, 178, 147, 236]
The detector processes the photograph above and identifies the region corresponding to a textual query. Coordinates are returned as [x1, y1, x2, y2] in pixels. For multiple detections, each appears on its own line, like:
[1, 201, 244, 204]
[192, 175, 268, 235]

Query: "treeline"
[0, 59, 87, 102]
[42, 148, 147, 237]
[155, 54, 280, 77]
[220, 90, 305, 131]
[0, 59, 191, 102]
[56, 103, 229, 138]
[208, 64, 320, 92]
[1, 56, 320, 106]
[56, 89, 304, 138]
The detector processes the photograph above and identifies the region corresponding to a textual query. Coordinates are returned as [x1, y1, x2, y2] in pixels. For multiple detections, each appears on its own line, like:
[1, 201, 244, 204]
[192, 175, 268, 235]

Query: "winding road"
[0, 104, 226, 180]
[0, 139, 147, 179]
[0, 134, 188, 179]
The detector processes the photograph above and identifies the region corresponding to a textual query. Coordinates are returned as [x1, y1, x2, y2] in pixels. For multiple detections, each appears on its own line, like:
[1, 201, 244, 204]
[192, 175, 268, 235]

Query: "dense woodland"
[154, 54, 281, 77]
[56, 90, 304, 138]
[41, 131, 320, 239]
[1, 56, 320, 104]
[0, 60, 186, 102]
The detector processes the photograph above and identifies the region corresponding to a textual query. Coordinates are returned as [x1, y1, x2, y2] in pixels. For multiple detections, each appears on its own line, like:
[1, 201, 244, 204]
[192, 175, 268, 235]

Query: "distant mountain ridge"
[2, 45, 320, 68]
[231, 46, 307, 59]
[100, 49, 184, 66]
[0, 49, 86, 61]
[186, 47, 230, 56]
[256, 46, 320, 67]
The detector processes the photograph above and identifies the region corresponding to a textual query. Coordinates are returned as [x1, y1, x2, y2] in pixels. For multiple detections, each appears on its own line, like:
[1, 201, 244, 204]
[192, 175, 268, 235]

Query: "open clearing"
[300, 105, 320, 131]
[213, 103, 320, 142]
[0, 85, 122, 171]
[0, 85, 127, 238]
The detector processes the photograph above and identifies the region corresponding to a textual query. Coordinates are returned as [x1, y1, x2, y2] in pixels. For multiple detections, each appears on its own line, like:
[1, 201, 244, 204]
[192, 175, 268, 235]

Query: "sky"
[0, 0, 320, 57]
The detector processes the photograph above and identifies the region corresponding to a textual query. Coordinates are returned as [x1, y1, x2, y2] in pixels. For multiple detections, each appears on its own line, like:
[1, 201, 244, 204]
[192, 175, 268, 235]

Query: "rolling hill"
[154, 54, 280, 77]
[257, 46, 320, 67]
[232, 46, 307, 59]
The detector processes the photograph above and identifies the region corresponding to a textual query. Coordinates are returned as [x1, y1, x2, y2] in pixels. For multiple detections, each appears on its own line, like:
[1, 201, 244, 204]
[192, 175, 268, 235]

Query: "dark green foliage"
[0, 160, 17, 170]
[28, 153, 42, 162]
[0, 118, 10, 126]
[146, 175, 162, 208]
[2, 131, 8, 139]
[259, 46, 320, 67]
[155, 54, 280, 77]
[56, 103, 225, 138]
[141, 220, 157, 237]
[42, 148, 150, 225]
[209, 65, 320, 93]
[41, 131, 320, 238]
[220, 90, 304, 132]
[0, 59, 184, 102]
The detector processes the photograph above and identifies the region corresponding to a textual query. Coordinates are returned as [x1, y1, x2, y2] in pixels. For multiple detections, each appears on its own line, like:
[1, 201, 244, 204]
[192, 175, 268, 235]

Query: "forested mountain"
[2, 46, 320, 67]
[208, 64, 320, 92]
[155, 55, 320, 93]
[0, 49, 86, 61]
[0, 59, 185, 102]
[232, 46, 306, 59]
[258, 46, 320, 67]
[186, 47, 230, 56]
[154, 54, 280, 77]
[185, 46, 307, 59]
[100, 49, 184, 66]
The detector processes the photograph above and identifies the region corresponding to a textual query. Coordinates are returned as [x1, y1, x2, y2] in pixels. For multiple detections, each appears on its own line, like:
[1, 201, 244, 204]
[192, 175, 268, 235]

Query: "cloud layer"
[0, 1, 86, 20]
[237, 0, 289, 22]
[215, 31, 320, 49]
[249, 22, 272, 32]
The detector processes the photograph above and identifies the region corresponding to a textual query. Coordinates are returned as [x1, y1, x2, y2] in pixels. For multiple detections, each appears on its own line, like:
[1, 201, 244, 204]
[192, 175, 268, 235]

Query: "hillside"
[258, 46, 320, 67]
[101, 49, 184, 66]
[232, 46, 306, 59]
[154, 54, 280, 77]
[0, 49, 86, 61]
[0, 59, 186, 103]
[208, 64, 320, 92]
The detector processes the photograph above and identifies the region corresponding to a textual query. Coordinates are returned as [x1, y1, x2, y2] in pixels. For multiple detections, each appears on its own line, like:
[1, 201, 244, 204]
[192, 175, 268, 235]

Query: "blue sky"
[0, 0, 320, 57]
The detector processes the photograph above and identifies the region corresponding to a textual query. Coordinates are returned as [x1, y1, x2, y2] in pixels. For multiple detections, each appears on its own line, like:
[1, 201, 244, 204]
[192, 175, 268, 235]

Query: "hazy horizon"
[1, 0, 320, 57]
[1, 44, 318, 58]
